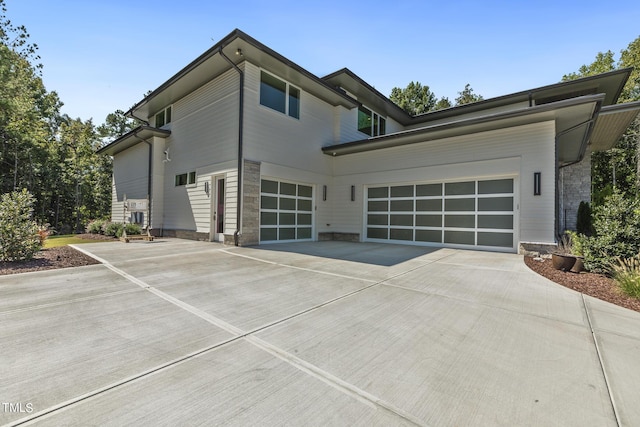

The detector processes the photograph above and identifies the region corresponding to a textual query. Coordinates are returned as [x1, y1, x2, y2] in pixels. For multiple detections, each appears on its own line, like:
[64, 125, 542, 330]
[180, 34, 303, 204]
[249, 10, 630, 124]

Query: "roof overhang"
[323, 68, 412, 125]
[589, 101, 640, 151]
[323, 94, 604, 166]
[129, 29, 358, 120]
[97, 126, 171, 156]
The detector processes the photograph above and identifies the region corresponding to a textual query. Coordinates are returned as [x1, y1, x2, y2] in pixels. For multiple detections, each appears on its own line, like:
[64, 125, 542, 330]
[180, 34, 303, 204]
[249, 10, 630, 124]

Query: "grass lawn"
[44, 235, 105, 249]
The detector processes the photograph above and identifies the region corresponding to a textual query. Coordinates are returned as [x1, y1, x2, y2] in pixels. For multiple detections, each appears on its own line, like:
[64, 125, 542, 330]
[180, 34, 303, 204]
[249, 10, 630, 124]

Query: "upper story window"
[358, 105, 386, 137]
[155, 105, 172, 128]
[260, 70, 300, 119]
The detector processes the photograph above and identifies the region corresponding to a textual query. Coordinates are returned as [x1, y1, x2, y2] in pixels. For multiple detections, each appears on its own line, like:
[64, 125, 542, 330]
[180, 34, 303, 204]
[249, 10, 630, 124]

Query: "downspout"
[219, 48, 244, 246]
[554, 113, 600, 238]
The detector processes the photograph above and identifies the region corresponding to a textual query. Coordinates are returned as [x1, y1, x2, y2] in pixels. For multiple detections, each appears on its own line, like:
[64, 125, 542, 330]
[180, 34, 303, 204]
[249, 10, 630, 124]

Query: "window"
[358, 105, 386, 137]
[175, 171, 196, 186]
[155, 105, 172, 127]
[260, 71, 300, 119]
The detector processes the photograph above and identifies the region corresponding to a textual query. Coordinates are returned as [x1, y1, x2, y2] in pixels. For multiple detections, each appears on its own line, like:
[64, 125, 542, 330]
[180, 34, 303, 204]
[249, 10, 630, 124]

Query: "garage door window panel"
[445, 230, 475, 245]
[478, 197, 513, 211]
[478, 232, 513, 248]
[478, 215, 513, 229]
[260, 179, 314, 243]
[445, 181, 475, 195]
[444, 198, 475, 211]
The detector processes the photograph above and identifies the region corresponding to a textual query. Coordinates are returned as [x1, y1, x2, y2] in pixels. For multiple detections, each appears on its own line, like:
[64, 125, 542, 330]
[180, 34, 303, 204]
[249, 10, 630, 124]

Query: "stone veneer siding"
[223, 159, 260, 246]
[560, 146, 591, 232]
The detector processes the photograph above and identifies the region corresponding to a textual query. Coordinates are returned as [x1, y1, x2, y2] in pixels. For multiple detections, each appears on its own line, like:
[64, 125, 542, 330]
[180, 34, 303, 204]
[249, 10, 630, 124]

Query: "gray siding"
[242, 62, 334, 176]
[161, 67, 240, 232]
[331, 121, 556, 245]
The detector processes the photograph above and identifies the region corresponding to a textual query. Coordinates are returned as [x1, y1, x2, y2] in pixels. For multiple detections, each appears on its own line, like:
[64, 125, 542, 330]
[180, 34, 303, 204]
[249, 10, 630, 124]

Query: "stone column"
[239, 159, 261, 245]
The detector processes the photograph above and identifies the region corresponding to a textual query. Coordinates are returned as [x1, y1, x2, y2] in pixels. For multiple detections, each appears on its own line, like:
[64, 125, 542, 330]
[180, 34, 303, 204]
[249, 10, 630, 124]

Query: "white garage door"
[260, 179, 313, 242]
[366, 178, 515, 250]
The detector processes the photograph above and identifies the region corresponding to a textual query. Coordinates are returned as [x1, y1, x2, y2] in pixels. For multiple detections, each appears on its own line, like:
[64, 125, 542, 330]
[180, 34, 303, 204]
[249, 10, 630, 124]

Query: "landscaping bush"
[576, 201, 593, 236]
[609, 254, 640, 298]
[86, 219, 108, 234]
[103, 222, 124, 238]
[124, 223, 142, 235]
[582, 192, 640, 273]
[0, 189, 42, 262]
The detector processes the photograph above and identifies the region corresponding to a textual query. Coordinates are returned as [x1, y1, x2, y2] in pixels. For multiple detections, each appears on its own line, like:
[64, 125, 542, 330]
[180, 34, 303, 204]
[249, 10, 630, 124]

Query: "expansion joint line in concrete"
[43, 244, 443, 426]
[581, 294, 620, 427]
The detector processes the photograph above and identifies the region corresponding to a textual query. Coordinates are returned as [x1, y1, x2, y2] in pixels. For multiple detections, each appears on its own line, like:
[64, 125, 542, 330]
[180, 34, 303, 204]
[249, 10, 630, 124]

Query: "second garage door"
[366, 178, 516, 251]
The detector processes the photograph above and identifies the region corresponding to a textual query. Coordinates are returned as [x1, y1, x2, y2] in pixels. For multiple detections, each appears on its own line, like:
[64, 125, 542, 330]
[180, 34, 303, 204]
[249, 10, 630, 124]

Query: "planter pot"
[551, 253, 577, 271]
[571, 256, 585, 273]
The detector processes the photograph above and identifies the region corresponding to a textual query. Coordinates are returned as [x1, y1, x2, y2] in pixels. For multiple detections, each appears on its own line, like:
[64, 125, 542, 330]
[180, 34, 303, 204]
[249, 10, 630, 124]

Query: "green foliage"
[454, 83, 484, 106]
[86, 219, 106, 234]
[608, 254, 640, 299]
[103, 222, 124, 238]
[582, 192, 640, 273]
[124, 223, 142, 235]
[576, 201, 593, 235]
[390, 81, 438, 115]
[0, 189, 42, 261]
[564, 36, 640, 204]
[565, 230, 585, 256]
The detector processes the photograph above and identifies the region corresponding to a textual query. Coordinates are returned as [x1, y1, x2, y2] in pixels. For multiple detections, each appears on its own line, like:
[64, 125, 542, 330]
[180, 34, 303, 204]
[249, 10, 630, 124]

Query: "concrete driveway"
[1, 239, 639, 426]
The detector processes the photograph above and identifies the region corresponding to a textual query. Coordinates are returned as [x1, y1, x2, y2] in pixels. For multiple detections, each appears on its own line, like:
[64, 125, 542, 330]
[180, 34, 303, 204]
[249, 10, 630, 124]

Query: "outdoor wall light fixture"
[350, 185, 355, 202]
[204, 181, 210, 196]
[323, 185, 327, 201]
[534, 172, 541, 196]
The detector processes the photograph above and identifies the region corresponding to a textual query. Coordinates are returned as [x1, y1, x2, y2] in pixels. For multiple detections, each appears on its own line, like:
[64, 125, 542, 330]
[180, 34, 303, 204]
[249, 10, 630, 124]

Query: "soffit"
[98, 126, 171, 156]
[132, 30, 357, 120]
[590, 101, 640, 151]
[323, 95, 604, 165]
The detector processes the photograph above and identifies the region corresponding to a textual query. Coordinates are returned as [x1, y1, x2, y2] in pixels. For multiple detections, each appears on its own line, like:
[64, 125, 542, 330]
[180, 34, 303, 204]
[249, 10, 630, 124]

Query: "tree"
[0, 189, 41, 261]
[390, 81, 438, 115]
[563, 37, 640, 203]
[454, 83, 484, 106]
[434, 97, 452, 110]
[97, 109, 141, 146]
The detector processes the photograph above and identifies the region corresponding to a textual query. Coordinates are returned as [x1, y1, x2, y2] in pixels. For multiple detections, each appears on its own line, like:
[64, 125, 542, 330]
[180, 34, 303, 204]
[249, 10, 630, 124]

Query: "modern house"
[99, 29, 640, 253]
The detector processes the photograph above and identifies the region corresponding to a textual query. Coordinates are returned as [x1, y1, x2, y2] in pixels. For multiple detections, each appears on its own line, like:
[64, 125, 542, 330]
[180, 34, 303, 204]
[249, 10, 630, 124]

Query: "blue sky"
[7, 0, 640, 123]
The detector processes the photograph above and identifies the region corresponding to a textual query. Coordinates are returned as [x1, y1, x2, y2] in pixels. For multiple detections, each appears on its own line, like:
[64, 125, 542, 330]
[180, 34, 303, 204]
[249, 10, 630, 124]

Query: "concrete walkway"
[1, 239, 639, 426]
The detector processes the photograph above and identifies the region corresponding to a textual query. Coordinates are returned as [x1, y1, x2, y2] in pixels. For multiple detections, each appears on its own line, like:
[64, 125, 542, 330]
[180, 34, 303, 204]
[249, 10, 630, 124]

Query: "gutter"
[219, 48, 244, 246]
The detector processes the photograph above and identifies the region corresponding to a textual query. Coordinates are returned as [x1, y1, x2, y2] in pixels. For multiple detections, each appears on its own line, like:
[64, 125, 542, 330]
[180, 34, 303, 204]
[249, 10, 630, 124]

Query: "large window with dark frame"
[358, 105, 386, 137]
[260, 70, 300, 119]
[155, 105, 172, 127]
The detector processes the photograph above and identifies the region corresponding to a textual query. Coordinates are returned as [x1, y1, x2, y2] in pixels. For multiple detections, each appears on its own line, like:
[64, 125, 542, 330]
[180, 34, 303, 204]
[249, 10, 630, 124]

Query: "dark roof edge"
[322, 67, 412, 122]
[599, 99, 640, 114]
[128, 29, 357, 116]
[322, 94, 606, 155]
[97, 125, 171, 154]
[407, 68, 632, 124]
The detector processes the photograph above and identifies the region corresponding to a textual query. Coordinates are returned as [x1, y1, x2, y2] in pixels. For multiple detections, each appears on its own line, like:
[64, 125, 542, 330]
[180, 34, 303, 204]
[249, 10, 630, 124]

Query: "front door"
[212, 176, 225, 242]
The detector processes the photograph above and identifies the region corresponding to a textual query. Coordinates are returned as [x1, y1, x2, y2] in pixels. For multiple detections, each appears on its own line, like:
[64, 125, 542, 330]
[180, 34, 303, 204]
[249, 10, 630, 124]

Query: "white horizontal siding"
[112, 143, 149, 202]
[242, 62, 334, 176]
[331, 121, 556, 244]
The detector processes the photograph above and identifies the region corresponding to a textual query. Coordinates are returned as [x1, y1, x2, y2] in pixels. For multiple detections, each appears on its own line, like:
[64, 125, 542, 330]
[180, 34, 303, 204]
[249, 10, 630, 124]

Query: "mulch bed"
[524, 256, 640, 313]
[0, 234, 116, 276]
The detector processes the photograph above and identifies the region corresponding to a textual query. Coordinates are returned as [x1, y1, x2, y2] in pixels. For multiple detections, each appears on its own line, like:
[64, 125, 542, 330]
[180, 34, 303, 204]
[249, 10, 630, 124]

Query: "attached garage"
[260, 179, 314, 242]
[365, 178, 516, 251]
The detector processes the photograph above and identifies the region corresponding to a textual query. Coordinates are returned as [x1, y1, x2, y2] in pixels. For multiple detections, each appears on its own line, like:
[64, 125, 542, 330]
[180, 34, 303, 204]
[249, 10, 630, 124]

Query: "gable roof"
[128, 29, 358, 120]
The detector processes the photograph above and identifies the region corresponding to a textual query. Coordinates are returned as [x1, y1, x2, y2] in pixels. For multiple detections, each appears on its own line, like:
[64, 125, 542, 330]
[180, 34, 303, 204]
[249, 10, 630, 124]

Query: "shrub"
[86, 219, 106, 234]
[608, 254, 640, 299]
[124, 223, 142, 235]
[37, 224, 51, 246]
[103, 222, 124, 238]
[0, 189, 42, 262]
[576, 201, 593, 236]
[565, 230, 585, 256]
[582, 192, 640, 273]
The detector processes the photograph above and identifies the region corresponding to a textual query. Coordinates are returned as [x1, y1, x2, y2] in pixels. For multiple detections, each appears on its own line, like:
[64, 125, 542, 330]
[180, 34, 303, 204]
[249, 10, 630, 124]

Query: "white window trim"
[155, 105, 173, 128]
[357, 104, 386, 137]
